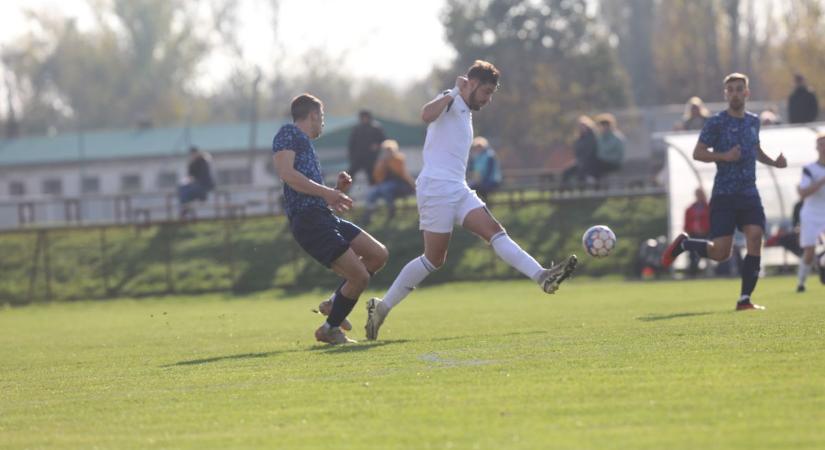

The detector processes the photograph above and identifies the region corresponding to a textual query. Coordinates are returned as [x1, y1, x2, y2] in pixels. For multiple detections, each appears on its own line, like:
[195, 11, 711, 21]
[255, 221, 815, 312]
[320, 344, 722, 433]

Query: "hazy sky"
[0, 0, 456, 88]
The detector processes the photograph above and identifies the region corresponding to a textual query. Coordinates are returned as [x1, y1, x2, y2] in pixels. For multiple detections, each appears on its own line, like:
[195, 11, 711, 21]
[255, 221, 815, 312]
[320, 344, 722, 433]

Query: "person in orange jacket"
[362, 139, 416, 224]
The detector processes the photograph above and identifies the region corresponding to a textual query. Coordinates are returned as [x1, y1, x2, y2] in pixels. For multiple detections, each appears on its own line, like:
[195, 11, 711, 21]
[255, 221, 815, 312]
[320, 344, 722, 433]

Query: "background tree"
[440, 0, 631, 168]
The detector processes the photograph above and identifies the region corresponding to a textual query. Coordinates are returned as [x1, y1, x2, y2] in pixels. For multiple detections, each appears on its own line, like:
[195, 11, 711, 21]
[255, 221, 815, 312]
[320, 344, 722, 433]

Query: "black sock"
[326, 287, 358, 328]
[740, 254, 761, 300]
[682, 238, 709, 258]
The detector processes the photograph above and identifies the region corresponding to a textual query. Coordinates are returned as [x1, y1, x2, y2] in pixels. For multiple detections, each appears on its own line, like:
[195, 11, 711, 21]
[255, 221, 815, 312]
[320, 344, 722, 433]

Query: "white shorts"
[799, 214, 825, 248]
[416, 177, 486, 233]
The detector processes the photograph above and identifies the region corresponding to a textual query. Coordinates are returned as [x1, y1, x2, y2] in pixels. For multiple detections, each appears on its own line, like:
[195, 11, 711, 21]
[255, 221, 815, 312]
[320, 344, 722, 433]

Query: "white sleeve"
[800, 167, 813, 189]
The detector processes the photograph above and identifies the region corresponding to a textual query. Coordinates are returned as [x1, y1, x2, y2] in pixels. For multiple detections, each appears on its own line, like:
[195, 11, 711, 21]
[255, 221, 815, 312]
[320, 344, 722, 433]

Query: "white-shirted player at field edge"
[364, 60, 578, 341]
[796, 132, 825, 292]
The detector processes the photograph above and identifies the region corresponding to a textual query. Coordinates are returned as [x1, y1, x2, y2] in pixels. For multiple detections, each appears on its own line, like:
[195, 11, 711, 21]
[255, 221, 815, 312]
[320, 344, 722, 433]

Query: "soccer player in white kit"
[796, 132, 825, 292]
[364, 60, 578, 340]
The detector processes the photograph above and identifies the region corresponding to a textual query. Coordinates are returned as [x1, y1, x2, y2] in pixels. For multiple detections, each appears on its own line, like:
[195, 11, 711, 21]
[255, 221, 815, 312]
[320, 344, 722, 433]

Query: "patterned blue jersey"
[698, 111, 761, 197]
[272, 124, 328, 219]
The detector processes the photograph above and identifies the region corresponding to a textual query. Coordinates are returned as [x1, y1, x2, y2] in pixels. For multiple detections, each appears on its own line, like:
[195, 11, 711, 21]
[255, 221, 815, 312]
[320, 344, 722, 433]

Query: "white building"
[0, 117, 425, 228]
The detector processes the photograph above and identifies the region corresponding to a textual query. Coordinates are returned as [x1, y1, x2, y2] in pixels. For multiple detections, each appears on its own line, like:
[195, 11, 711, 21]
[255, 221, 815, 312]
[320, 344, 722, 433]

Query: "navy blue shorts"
[709, 194, 765, 239]
[289, 207, 362, 268]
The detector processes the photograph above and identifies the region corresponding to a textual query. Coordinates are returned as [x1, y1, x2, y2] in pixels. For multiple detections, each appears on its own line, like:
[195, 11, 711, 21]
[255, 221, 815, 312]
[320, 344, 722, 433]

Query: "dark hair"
[291, 94, 323, 121]
[466, 60, 500, 88]
[358, 110, 372, 119]
[189, 146, 199, 154]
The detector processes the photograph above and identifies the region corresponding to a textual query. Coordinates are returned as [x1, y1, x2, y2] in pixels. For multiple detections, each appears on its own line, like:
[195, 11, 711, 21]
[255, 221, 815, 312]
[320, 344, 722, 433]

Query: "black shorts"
[709, 194, 766, 239]
[289, 207, 362, 268]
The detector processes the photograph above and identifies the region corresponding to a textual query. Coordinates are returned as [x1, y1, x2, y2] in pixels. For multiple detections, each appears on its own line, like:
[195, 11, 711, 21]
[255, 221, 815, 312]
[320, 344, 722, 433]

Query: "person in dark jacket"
[788, 74, 819, 124]
[562, 116, 599, 187]
[347, 110, 386, 185]
[178, 146, 215, 217]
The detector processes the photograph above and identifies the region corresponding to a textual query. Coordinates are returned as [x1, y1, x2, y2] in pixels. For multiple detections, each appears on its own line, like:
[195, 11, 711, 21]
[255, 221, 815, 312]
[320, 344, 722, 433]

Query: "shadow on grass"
[636, 311, 717, 322]
[161, 349, 304, 367]
[164, 339, 409, 366]
[310, 339, 409, 353]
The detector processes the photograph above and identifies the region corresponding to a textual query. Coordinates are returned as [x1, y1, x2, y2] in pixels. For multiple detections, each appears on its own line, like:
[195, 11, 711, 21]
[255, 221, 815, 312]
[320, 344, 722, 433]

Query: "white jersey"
[800, 162, 825, 219]
[417, 91, 473, 183]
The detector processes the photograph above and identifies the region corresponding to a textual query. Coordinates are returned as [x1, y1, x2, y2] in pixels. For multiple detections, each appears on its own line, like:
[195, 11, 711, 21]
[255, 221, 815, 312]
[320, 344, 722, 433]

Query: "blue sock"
[682, 238, 709, 258]
[740, 255, 761, 300]
[326, 287, 358, 328]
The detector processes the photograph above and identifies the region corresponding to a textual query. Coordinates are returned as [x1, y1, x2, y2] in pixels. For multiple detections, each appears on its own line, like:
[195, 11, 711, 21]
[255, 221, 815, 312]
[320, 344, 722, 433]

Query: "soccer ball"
[582, 225, 617, 258]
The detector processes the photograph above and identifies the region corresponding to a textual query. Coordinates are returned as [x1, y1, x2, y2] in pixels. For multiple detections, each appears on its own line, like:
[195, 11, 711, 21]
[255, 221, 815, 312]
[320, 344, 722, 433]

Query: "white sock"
[798, 263, 812, 287]
[490, 232, 544, 281]
[382, 255, 437, 309]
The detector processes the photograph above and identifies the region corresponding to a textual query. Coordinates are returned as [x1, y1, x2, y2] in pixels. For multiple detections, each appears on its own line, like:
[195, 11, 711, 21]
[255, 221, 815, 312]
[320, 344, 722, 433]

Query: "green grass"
[0, 195, 667, 303]
[1, 276, 823, 449]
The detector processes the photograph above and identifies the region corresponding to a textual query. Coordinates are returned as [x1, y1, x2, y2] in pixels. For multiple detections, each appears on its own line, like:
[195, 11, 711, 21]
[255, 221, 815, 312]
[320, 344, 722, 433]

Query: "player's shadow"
[161, 349, 304, 367]
[636, 311, 717, 322]
[310, 339, 408, 353]
[163, 340, 409, 366]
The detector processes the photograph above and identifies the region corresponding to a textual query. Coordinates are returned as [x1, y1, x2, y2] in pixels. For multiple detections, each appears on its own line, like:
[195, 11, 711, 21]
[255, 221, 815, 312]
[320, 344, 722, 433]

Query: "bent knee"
[376, 243, 389, 264]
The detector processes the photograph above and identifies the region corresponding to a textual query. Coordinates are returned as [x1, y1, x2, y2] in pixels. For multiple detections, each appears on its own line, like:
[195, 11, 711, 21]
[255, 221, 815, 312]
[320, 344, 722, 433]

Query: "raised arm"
[273, 150, 352, 212]
[421, 76, 468, 124]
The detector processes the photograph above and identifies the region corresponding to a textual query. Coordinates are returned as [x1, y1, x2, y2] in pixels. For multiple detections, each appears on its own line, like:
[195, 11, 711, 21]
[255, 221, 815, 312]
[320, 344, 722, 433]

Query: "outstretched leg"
[462, 206, 577, 293]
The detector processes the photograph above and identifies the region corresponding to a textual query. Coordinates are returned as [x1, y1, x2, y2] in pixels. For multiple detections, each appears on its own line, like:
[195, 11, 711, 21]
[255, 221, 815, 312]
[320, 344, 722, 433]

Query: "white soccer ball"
[582, 225, 617, 258]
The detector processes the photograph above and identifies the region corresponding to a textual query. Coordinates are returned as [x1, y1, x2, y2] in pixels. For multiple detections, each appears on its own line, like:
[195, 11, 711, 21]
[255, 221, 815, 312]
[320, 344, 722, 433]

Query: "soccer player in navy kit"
[272, 94, 389, 344]
[662, 73, 787, 310]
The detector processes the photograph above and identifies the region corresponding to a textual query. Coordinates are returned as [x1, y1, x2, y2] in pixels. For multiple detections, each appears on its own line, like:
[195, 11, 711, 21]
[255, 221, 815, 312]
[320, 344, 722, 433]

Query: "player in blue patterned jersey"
[272, 93, 388, 344]
[662, 73, 787, 311]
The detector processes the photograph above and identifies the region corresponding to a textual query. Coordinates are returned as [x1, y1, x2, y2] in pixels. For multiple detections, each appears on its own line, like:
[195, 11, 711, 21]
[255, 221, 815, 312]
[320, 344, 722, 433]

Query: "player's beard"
[467, 88, 483, 111]
[728, 98, 745, 113]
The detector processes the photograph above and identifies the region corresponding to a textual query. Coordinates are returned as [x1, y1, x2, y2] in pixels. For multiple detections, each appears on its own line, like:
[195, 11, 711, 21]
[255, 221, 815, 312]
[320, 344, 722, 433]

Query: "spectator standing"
[178, 146, 215, 217]
[347, 110, 386, 185]
[467, 136, 502, 202]
[362, 139, 416, 224]
[683, 188, 711, 277]
[592, 113, 626, 180]
[681, 97, 710, 131]
[788, 74, 819, 124]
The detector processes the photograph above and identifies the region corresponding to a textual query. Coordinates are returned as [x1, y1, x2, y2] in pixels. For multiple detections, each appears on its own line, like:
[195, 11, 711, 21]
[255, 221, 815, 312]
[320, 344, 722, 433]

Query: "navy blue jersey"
[272, 124, 328, 219]
[698, 111, 761, 197]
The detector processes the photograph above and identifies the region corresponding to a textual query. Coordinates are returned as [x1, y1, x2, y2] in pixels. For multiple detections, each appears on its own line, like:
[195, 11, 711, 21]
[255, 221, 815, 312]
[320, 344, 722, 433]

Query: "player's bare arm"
[273, 151, 353, 212]
[693, 142, 741, 163]
[421, 76, 468, 123]
[757, 146, 787, 168]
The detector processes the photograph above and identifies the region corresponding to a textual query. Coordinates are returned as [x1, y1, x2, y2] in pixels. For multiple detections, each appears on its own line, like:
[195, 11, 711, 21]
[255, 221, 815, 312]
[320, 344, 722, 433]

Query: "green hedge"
[0, 195, 666, 304]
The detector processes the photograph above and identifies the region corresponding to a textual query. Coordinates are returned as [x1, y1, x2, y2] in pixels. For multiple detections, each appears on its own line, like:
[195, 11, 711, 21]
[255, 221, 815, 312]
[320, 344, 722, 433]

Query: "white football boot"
[365, 297, 389, 341]
[537, 255, 578, 294]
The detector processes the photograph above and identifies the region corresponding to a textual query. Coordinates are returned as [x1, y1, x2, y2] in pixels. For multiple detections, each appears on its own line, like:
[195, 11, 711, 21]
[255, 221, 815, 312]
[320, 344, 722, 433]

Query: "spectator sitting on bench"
[467, 136, 502, 202]
[562, 116, 599, 188]
[178, 146, 215, 218]
[592, 113, 626, 182]
[362, 139, 415, 225]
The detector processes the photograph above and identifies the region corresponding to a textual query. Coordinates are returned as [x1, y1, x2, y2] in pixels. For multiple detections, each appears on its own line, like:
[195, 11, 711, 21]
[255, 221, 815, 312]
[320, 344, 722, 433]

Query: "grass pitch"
[1, 276, 823, 449]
